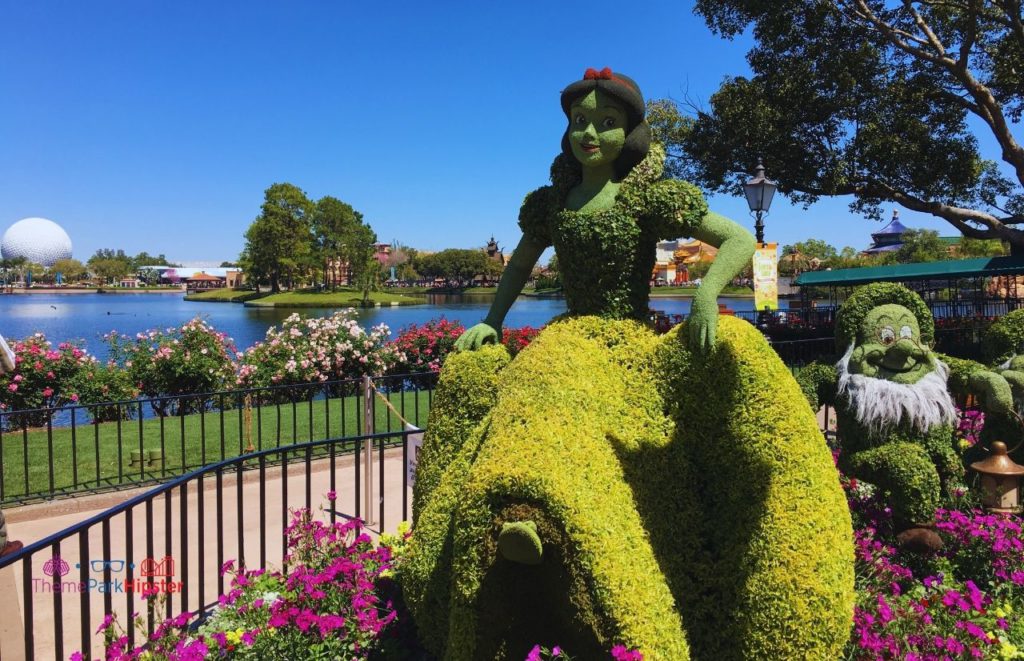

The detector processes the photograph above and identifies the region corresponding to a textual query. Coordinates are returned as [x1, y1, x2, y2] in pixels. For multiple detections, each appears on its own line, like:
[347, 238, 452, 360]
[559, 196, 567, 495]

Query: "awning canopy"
[794, 256, 1024, 287]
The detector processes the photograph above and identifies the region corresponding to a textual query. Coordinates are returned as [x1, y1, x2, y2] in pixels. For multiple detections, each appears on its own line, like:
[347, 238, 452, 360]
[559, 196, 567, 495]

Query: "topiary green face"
[849, 304, 934, 384]
[567, 89, 628, 169]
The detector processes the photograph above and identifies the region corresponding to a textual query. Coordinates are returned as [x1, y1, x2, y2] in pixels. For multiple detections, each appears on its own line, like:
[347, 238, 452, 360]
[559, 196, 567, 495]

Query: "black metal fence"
[0, 427, 416, 660]
[0, 373, 437, 506]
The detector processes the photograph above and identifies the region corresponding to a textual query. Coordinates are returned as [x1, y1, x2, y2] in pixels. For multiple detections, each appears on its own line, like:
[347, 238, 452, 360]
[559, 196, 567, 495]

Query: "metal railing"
[0, 373, 437, 505]
[0, 427, 416, 660]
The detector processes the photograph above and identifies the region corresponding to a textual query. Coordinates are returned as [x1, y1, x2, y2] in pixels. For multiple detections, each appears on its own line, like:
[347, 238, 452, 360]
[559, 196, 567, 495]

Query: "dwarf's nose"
[883, 338, 924, 368]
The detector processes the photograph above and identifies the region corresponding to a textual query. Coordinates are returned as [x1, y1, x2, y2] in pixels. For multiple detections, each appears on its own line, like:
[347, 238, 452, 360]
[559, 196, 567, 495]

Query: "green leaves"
[668, 1, 1024, 245]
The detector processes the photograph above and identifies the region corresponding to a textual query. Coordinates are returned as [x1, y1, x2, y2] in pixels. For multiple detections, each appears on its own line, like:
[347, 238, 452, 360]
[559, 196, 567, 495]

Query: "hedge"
[403, 315, 854, 660]
[982, 308, 1024, 365]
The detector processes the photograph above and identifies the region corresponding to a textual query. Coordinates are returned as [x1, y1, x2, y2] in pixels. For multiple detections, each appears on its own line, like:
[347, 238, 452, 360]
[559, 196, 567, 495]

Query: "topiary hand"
[687, 293, 718, 352]
[455, 323, 501, 352]
[969, 370, 1014, 416]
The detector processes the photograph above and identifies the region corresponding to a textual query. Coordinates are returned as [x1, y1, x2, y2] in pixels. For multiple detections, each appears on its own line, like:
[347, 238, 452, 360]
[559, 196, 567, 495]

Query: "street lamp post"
[744, 159, 778, 246]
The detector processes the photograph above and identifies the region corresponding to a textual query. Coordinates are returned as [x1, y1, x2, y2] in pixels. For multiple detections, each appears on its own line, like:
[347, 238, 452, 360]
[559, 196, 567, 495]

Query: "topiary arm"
[455, 234, 547, 351]
[968, 369, 1014, 417]
[688, 211, 756, 351]
[1000, 369, 1024, 401]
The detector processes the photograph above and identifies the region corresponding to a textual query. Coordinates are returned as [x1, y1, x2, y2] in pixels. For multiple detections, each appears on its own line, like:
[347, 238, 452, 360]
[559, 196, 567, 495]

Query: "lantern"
[971, 441, 1024, 514]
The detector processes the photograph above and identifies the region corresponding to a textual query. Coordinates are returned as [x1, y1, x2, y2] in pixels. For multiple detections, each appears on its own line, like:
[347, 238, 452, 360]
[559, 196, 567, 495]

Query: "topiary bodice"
[518, 143, 708, 319]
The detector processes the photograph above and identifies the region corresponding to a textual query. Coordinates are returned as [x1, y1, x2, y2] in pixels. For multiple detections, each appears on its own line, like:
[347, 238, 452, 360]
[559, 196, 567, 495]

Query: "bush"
[390, 319, 464, 373]
[405, 316, 853, 660]
[105, 318, 238, 415]
[237, 311, 403, 400]
[0, 334, 96, 428]
[982, 308, 1024, 364]
[70, 361, 140, 423]
[502, 325, 542, 358]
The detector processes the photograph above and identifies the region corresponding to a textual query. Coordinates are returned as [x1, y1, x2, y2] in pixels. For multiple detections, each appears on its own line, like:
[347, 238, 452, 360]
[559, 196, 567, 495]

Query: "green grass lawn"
[0, 388, 433, 504]
[184, 288, 266, 302]
[245, 288, 425, 307]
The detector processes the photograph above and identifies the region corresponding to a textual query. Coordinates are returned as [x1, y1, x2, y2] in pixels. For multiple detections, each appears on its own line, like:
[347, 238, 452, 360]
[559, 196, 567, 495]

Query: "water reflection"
[0, 292, 755, 358]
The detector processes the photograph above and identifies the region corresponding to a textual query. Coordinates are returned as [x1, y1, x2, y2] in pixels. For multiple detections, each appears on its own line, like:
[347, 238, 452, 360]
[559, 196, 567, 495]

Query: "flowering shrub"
[391, 319, 464, 373]
[237, 312, 402, 399]
[77, 507, 398, 660]
[70, 361, 140, 423]
[389, 319, 543, 375]
[105, 318, 237, 415]
[502, 325, 542, 358]
[0, 334, 95, 428]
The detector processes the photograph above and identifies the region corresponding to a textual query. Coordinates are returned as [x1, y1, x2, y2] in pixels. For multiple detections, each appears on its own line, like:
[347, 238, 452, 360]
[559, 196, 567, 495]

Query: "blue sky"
[0, 1, 968, 264]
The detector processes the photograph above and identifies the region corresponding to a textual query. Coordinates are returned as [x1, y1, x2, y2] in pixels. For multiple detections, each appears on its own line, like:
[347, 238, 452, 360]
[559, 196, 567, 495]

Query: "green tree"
[0, 256, 26, 285]
[50, 258, 87, 282]
[781, 239, 839, 262]
[89, 258, 130, 284]
[355, 253, 384, 305]
[240, 183, 314, 292]
[132, 252, 175, 268]
[893, 229, 950, 263]
[416, 248, 494, 288]
[958, 236, 1008, 257]
[661, 1, 1024, 251]
[310, 196, 364, 289]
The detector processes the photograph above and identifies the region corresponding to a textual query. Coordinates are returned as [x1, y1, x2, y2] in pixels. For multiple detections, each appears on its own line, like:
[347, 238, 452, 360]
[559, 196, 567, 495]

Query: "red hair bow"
[583, 67, 614, 80]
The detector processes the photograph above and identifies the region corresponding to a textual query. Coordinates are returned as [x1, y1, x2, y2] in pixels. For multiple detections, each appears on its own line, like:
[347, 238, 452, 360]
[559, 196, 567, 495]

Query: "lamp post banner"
[753, 243, 779, 311]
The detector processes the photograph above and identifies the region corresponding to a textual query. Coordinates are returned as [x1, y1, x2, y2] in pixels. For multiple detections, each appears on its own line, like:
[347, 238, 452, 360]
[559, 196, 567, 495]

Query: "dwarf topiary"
[832, 284, 965, 549]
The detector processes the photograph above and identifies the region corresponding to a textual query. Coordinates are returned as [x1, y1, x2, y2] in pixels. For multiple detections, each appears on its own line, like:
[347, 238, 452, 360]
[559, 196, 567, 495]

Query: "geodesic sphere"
[1, 218, 73, 267]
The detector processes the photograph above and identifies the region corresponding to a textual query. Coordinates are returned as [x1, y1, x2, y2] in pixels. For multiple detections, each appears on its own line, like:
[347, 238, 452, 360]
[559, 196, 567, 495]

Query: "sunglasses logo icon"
[89, 559, 126, 573]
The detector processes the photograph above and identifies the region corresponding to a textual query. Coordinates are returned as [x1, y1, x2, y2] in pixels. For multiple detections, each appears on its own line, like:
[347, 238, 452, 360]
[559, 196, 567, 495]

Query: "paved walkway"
[0, 446, 413, 661]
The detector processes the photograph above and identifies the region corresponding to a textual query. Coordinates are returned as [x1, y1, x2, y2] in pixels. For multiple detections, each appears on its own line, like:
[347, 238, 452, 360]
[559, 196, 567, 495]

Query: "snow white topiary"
[404, 68, 853, 660]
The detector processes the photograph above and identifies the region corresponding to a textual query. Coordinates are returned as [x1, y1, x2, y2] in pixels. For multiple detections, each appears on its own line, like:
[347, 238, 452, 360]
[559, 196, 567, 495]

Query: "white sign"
[405, 424, 424, 486]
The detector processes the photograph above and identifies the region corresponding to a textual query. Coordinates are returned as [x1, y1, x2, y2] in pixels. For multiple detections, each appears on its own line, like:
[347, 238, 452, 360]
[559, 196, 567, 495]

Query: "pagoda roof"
[872, 218, 910, 238]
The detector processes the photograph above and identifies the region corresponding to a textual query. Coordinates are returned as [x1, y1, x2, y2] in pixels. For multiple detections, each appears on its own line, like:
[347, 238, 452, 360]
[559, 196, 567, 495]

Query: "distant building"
[863, 210, 961, 256]
[139, 266, 243, 288]
[652, 239, 718, 284]
[0, 217, 73, 267]
[863, 210, 911, 255]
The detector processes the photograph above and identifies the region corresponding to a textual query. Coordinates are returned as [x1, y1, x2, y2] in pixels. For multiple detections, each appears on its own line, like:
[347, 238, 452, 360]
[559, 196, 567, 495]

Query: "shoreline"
[1, 287, 185, 295]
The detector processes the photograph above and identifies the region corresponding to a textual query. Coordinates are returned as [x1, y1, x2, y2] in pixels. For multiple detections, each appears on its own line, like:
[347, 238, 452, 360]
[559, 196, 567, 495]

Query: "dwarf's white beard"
[836, 343, 958, 436]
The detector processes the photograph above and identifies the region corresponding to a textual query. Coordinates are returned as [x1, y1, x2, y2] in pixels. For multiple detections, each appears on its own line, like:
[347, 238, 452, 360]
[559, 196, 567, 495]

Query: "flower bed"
[840, 439, 1024, 660]
[0, 315, 545, 420]
[236, 311, 403, 400]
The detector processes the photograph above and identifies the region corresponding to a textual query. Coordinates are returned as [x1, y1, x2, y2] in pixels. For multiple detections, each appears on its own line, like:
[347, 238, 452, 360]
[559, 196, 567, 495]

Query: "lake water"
[0, 293, 756, 357]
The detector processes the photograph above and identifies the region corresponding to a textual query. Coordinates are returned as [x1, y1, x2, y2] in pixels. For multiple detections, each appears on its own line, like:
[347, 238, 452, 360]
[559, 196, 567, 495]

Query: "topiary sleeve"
[640, 178, 710, 240]
[517, 185, 556, 248]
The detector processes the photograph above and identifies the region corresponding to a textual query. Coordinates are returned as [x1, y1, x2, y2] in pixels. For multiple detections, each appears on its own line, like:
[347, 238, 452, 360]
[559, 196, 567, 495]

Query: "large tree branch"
[903, 0, 949, 56]
[790, 178, 1024, 242]
[840, 0, 1024, 185]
